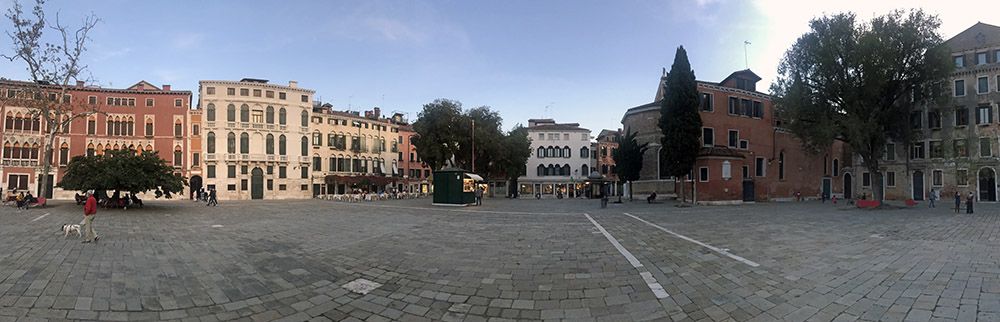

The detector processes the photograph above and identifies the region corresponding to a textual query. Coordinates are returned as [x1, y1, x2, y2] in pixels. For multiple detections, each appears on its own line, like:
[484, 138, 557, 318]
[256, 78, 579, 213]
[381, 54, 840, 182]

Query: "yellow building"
[308, 106, 401, 195]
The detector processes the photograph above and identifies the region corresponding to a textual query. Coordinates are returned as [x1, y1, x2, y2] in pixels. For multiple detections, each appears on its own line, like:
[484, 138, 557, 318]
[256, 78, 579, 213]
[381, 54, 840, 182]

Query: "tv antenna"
[744, 40, 751, 69]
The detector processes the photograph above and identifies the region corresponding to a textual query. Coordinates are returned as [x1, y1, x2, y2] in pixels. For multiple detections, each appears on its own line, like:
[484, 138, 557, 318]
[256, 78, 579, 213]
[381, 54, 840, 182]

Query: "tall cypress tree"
[659, 46, 702, 203]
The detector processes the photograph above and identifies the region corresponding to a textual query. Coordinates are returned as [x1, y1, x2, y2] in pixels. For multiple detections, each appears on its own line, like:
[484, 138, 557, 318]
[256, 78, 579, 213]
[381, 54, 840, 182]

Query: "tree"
[659, 46, 702, 203]
[455, 106, 504, 178]
[412, 99, 463, 171]
[3, 0, 100, 198]
[496, 125, 531, 197]
[772, 10, 952, 202]
[613, 128, 648, 201]
[58, 149, 186, 198]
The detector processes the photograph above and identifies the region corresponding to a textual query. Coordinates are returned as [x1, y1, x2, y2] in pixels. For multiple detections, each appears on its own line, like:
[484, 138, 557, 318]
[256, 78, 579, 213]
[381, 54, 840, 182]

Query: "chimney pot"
[289, 80, 298, 88]
[162, 84, 171, 91]
[76, 80, 84, 87]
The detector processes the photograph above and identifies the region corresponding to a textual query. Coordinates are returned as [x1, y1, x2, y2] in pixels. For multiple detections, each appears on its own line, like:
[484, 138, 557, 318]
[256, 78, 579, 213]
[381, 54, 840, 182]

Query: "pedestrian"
[474, 185, 483, 206]
[15, 191, 25, 209]
[966, 191, 974, 214]
[82, 190, 99, 243]
[928, 188, 936, 208]
[207, 188, 218, 206]
[954, 191, 961, 214]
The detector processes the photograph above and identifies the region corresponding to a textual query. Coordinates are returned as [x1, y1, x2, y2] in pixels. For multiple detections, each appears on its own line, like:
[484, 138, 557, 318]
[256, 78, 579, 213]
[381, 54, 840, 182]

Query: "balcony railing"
[299, 156, 310, 163]
[226, 154, 238, 161]
[252, 123, 264, 129]
[278, 155, 288, 162]
[1, 159, 39, 167]
[206, 122, 216, 128]
[266, 124, 275, 130]
[240, 122, 250, 128]
[205, 153, 216, 161]
[226, 122, 236, 128]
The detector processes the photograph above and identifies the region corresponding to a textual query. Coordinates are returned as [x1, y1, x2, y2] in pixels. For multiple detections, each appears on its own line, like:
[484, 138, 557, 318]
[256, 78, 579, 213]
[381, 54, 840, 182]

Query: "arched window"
[563, 164, 570, 176]
[145, 144, 153, 152]
[106, 118, 113, 135]
[547, 146, 555, 157]
[279, 134, 287, 155]
[832, 159, 840, 177]
[537, 164, 545, 176]
[239, 104, 249, 122]
[206, 132, 216, 154]
[240, 132, 249, 154]
[582, 164, 589, 176]
[312, 131, 322, 146]
[580, 147, 589, 158]
[126, 117, 134, 136]
[2, 142, 11, 158]
[300, 110, 308, 127]
[95, 143, 103, 156]
[227, 132, 236, 153]
[279, 108, 287, 125]
[173, 145, 183, 166]
[86, 143, 94, 157]
[227, 104, 236, 122]
[301, 136, 308, 156]
[537, 147, 545, 158]
[174, 120, 183, 137]
[266, 134, 274, 155]
[145, 118, 154, 136]
[778, 151, 785, 180]
[265, 106, 274, 124]
[206, 103, 216, 122]
[563, 146, 571, 158]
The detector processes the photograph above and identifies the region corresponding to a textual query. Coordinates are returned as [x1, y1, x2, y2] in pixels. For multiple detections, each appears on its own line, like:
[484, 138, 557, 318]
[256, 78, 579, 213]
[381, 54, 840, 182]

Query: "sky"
[0, 0, 998, 133]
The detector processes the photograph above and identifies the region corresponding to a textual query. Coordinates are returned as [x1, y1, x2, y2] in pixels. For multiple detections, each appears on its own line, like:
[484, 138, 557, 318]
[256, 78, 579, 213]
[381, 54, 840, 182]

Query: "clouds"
[326, 0, 470, 49]
[170, 32, 206, 50]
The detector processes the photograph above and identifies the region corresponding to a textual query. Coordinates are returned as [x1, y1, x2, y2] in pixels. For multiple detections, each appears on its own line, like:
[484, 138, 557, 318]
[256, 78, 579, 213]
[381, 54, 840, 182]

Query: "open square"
[2, 199, 999, 321]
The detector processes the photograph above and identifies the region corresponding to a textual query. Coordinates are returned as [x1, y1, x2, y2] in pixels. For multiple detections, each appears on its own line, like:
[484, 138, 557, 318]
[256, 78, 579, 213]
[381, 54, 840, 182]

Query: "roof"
[239, 78, 269, 83]
[596, 129, 621, 140]
[528, 123, 590, 132]
[698, 146, 745, 159]
[944, 22, 1000, 52]
[719, 69, 762, 85]
[127, 80, 160, 91]
[0, 79, 191, 95]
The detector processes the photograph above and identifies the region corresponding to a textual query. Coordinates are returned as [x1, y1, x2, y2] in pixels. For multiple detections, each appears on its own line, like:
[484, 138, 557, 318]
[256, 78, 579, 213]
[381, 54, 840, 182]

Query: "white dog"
[59, 224, 82, 238]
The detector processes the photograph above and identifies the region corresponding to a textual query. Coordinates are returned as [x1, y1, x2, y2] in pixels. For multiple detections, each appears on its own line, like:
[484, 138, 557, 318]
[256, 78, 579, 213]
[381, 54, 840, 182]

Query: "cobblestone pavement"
[2, 198, 1000, 321]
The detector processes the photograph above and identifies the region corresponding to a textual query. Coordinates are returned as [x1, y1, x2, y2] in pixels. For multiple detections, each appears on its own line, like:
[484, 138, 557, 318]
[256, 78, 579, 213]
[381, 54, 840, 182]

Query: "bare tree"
[2, 0, 99, 196]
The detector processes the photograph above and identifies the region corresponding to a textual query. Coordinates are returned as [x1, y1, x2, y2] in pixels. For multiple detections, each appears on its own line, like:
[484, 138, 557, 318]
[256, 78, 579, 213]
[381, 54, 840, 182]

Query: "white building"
[519, 119, 594, 198]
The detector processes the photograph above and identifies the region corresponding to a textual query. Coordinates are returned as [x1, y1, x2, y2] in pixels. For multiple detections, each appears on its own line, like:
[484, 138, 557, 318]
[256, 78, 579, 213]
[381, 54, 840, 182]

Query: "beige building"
[197, 78, 314, 200]
[307, 105, 401, 195]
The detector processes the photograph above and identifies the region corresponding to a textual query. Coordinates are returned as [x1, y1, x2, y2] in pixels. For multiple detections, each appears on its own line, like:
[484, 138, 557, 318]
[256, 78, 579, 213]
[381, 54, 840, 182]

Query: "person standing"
[928, 188, 936, 208]
[207, 188, 218, 206]
[474, 185, 483, 206]
[954, 191, 961, 214]
[82, 190, 99, 243]
[966, 191, 975, 214]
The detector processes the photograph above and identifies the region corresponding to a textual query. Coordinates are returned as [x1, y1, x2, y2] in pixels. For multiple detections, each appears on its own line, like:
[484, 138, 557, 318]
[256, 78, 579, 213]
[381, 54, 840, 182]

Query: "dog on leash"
[59, 224, 82, 238]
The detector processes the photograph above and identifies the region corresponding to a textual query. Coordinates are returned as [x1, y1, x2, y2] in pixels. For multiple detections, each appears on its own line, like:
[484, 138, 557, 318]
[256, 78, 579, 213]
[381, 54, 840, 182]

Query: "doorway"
[741, 179, 755, 202]
[821, 177, 831, 200]
[189, 175, 203, 199]
[912, 170, 924, 200]
[979, 167, 997, 201]
[843, 173, 852, 199]
[250, 168, 264, 200]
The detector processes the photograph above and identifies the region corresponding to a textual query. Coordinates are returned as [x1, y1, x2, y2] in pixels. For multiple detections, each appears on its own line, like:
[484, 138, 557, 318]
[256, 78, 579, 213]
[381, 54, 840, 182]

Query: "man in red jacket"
[82, 190, 99, 243]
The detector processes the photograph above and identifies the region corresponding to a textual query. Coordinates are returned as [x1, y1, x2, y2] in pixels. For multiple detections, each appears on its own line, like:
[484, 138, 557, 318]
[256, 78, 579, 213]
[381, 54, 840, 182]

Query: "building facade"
[875, 22, 1000, 202]
[197, 79, 313, 200]
[595, 129, 621, 195]
[397, 123, 432, 194]
[519, 119, 594, 198]
[1, 80, 192, 199]
[308, 105, 402, 195]
[622, 69, 846, 203]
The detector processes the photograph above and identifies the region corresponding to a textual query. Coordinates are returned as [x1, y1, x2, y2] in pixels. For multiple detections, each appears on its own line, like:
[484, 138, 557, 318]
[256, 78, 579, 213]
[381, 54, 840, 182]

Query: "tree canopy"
[58, 149, 187, 198]
[613, 128, 648, 200]
[659, 46, 702, 202]
[771, 10, 952, 201]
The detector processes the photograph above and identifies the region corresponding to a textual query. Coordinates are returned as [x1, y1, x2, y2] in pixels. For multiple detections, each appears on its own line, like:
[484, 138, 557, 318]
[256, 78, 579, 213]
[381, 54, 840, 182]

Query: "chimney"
[288, 80, 298, 88]
[373, 107, 381, 119]
[76, 80, 84, 87]
[162, 84, 171, 91]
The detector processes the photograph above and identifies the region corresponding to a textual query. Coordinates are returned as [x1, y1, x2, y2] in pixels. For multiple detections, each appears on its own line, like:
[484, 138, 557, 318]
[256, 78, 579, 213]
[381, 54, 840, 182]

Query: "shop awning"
[465, 173, 485, 182]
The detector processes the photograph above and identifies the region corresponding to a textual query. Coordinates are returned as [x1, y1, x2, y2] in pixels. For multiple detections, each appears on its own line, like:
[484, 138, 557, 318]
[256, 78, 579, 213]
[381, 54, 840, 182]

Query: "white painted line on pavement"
[623, 212, 760, 268]
[584, 213, 669, 298]
[30, 213, 50, 222]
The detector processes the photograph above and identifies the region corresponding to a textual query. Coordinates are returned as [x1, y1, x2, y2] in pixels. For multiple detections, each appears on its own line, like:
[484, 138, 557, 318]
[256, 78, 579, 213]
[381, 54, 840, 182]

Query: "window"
[206, 103, 216, 122]
[278, 135, 287, 155]
[173, 146, 183, 166]
[301, 136, 308, 156]
[957, 169, 968, 186]
[977, 105, 992, 124]
[206, 132, 216, 154]
[721, 160, 731, 179]
[752, 101, 763, 118]
[929, 141, 943, 159]
[207, 165, 215, 178]
[240, 133, 249, 154]
[312, 132, 322, 146]
[863, 172, 871, 187]
[253, 89, 261, 97]
[928, 110, 941, 129]
[6, 174, 28, 190]
[954, 55, 964, 68]
[193, 124, 199, 136]
[240, 104, 249, 122]
[954, 139, 968, 157]
[702, 128, 714, 147]
[87, 118, 96, 135]
[58, 144, 69, 165]
[538, 133, 544, 140]
[313, 156, 322, 172]
[301, 166, 308, 179]
[174, 121, 183, 137]
[698, 167, 709, 182]
[227, 88, 235, 96]
[955, 79, 965, 96]
[146, 98, 154, 107]
[227, 165, 236, 178]
[206, 87, 215, 95]
[755, 157, 765, 177]
[266, 134, 275, 155]
[932, 170, 943, 187]
[266, 90, 274, 98]
[956, 107, 969, 126]
[981, 137, 992, 157]
[977, 52, 988, 65]
[564, 133, 569, 141]
[700, 93, 713, 112]
[911, 142, 925, 159]
[739, 140, 748, 150]
[832, 159, 839, 177]
[741, 99, 752, 116]
[174, 99, 183, 107]
[980, 77, 990, 94]
[727, 130, 738, 148]
[301, 95, 309, 103]
[301, 111, 308, 127]
[241, 165, 248, 175]
[241, 179, 248, 190]
[279, 92, 286, 100]
[910, 111, 922, 129]
[279, 166, 287, 178]
[192, 153, 200, 167]
[728, 97, 738, 114]
[88, 96, 97, 105]
[227, 104, 236, 122]
[239, 88, 249, 96]
[580, 147, 589, 158]
[145, 119, 154, 136]
[778, 152, 785, 180]
[265, 106, 274, 124]
[227, 132, 236, 153]
[886, 172, 895, 187]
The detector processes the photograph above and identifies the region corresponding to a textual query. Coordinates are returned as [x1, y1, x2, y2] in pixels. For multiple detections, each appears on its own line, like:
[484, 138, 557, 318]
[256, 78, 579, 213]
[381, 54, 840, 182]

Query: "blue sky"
[0, 0, 993, 133]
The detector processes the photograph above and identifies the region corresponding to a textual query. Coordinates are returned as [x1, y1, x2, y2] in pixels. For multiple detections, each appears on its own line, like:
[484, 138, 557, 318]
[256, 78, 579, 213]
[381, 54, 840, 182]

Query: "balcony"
[206, 122, 216, 128]
[278, 155, 288, 162]
[279, 125, 287, 131]
[1, 159, 39, 167]
[226, 122, 236, 128]
[226, 154, 238, 161]
[252, 123, 264, 129]
[240, 122, 250, 128]
[299, 156, 310, 163]
[267, 155, 275, 161]
[266, 124, 275, 130]
[205, 154, 216, 161]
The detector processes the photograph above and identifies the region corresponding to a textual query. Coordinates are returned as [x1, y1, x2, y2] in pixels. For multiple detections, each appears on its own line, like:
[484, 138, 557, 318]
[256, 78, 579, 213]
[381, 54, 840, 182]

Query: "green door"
[251, 168, 264, 200]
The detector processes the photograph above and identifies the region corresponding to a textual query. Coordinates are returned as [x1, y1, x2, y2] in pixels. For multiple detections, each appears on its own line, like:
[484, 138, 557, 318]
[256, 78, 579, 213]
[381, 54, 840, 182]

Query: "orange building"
[396, 122, 432, 194]
[1, 80, 192, 199]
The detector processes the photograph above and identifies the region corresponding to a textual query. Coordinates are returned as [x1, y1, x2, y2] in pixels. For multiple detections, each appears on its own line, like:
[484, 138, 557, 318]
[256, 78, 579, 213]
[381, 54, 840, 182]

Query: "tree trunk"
[628, 181, 633, 201]
[679, 179, 685, 204]
[39, 128, 57, 198]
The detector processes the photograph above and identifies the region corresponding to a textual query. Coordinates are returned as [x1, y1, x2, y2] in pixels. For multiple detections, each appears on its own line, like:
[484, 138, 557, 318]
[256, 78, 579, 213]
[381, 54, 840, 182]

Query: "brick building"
[1, 80, 192, 199]
[197, 79, 313, 200]
[594, 129, 621, 195]
[622, 69, 846, 203]
[396, 123, 432, 194]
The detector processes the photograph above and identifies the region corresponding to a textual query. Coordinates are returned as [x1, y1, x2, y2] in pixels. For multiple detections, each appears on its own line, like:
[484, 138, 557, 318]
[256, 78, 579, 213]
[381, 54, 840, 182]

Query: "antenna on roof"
[744, 40, 751, 69]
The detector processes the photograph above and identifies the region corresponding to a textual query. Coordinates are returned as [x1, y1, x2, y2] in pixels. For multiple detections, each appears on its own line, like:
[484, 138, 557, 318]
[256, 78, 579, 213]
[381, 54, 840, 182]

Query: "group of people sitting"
[6, 190, 39, 209]
[75, 190, 142, 209]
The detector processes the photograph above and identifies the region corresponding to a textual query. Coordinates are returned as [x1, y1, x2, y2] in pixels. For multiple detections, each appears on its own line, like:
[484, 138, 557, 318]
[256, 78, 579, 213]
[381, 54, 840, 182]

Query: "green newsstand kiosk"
[432, 168, 483, 206]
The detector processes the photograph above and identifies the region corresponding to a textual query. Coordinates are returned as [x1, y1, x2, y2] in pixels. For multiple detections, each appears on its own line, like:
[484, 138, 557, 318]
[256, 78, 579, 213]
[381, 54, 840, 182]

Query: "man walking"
[954, 191, 961, 214]
[82, 190, 99, 243]
[207, 188, 218, 207]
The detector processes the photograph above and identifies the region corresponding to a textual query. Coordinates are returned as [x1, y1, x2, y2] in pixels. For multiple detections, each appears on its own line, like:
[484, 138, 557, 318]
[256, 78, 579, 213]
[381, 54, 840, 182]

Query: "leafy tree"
[412, 99, 463, 171]
[497, 125, 531, 197]
[3, 0, 101, 198]
[59, 149, 187, 198]
[659, 46, 702, 203]
[613, 128, 648, 201]
[772, 10, 952, 202]
[455, 106, 504, 178]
